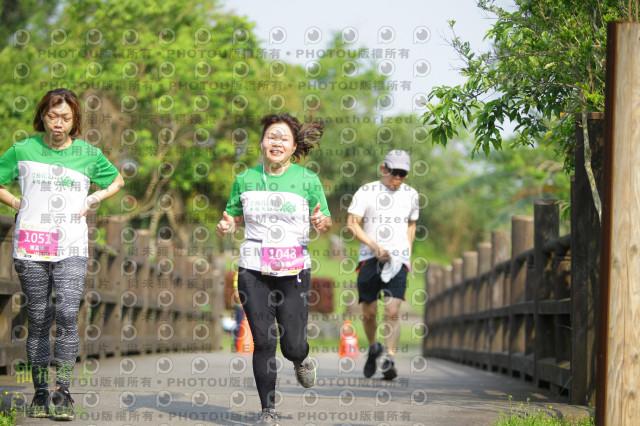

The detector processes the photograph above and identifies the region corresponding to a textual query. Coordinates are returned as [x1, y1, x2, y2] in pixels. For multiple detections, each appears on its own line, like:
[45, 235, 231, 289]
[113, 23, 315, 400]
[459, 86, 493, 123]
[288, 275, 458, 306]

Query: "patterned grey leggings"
[14, 256, 88, 390]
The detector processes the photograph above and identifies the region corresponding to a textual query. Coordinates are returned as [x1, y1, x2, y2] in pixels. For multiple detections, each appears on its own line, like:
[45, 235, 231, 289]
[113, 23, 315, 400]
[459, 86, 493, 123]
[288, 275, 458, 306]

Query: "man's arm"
[407, 220, 417, 252]
[346, 213, 389, 261]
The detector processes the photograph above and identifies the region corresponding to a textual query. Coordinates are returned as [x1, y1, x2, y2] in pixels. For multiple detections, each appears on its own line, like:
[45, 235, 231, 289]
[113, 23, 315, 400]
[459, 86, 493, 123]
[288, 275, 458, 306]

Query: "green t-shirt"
[225, 164, 330, 272]
[0, 136, 119, 261]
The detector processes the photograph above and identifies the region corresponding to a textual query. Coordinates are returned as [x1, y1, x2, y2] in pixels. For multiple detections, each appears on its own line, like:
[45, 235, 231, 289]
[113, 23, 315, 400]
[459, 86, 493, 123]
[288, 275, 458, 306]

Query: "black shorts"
[356, 258, 408, 304]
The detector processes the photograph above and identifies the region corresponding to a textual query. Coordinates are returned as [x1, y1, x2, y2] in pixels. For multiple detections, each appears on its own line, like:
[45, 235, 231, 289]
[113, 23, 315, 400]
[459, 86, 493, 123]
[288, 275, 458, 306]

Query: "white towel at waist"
[381, 256, 404, 283]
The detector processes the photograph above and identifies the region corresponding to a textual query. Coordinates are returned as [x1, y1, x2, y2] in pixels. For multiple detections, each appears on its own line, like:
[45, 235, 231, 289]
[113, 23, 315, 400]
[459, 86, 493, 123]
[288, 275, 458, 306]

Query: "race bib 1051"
[17, 228, 59, 258]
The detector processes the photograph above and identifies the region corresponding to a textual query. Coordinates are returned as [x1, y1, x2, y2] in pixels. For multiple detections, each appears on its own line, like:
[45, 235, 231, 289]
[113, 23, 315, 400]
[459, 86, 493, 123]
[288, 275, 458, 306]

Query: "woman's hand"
[310, 203, 332, 234]
[79, 173, 124, 217]
[79, 194, 100, 218]
[216, 211, 237, 237]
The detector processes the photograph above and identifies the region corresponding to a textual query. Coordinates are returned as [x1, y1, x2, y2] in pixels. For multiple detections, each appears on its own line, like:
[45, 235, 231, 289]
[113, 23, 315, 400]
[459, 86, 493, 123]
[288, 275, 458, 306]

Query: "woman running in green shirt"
[216, 113, 331, 425]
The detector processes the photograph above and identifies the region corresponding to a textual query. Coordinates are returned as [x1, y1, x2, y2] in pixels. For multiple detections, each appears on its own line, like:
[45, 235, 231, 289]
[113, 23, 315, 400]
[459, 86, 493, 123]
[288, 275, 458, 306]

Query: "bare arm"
[0, 186, 20, 211]
[346, 213, 389, 261]
[407, 220, 417, 252]
[80, 173, 125, 217]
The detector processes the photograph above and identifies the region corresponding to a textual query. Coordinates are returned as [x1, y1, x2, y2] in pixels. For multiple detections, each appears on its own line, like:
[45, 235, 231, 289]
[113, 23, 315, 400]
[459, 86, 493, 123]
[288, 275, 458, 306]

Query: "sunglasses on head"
[385, 165, 408, 178]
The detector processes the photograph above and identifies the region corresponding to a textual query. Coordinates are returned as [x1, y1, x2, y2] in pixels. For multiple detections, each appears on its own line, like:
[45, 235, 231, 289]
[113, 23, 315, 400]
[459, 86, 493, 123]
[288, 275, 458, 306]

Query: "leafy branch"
[423, 0, 625, 174]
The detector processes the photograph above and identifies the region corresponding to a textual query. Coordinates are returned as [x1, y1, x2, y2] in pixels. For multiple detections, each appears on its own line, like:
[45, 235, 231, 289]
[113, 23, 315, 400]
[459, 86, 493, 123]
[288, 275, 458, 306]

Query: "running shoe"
[29, 389, 49, 418]
[381, 355, 398, 381]
[255, 408, 279, 425]
[364, 342, 385, 378]
[294, 358, 317, 388]
[50, 387, 75, 420]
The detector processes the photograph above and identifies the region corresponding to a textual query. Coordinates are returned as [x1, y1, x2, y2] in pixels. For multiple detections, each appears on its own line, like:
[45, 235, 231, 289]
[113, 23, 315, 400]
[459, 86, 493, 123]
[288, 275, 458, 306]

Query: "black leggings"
[237, 267, 311, 409]
[14, 257, 88, 390]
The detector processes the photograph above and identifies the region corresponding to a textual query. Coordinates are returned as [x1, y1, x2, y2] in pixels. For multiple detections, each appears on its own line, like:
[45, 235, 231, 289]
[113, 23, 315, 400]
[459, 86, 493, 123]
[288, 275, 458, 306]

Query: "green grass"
[0, 391, 22, 426]
[494, 397, 594, 426]
[0, 412, 17, 426]
[0, 413, 16, 426]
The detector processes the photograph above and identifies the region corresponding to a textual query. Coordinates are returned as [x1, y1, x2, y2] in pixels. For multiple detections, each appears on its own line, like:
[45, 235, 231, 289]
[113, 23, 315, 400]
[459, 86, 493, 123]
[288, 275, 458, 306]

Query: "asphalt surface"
[1, 351, 590, 426]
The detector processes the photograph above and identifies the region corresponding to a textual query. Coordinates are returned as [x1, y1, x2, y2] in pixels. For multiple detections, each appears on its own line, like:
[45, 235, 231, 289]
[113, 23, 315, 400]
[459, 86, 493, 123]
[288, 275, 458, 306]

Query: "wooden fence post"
[424, 263, 440, 356]
[477, 242, 492, 366]
[462, 251, 478, 314]
[444, 265, 453, 352]
[434, 264, 445, 349]
[425, 264, 434, 323]
[490, 231, 510, 372]
[451, 258, 463, 354]
[156, 230, 173, 353]
[462, 251, 478, 362]
[0, 216, 23, 368]
[509, 216, 534, 376]
[102, 216, 127, 357]
[477, 243, 492, 312]
[597, 21, 640, 425]
[571, 113, 603, 406]
[533, 200, 559, 387]
[133, 229, 151, 351]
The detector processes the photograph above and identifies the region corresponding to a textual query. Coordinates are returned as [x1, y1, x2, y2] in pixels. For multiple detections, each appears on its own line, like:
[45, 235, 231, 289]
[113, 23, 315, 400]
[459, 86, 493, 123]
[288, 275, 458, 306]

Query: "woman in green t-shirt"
[0, 88, 124, 420]
[216, 113, 331, 425]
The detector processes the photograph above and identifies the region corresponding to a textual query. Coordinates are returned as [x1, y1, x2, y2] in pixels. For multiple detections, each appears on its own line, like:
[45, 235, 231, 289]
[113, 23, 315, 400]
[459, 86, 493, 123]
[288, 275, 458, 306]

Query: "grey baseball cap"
[384, 150, 411, 171]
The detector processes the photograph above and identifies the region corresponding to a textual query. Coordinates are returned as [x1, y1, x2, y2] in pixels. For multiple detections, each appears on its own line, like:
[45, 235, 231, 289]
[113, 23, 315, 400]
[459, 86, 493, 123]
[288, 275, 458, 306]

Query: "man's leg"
[380, 295, 402, 380]
[382, 296, 403, 356]
[362, 300, 385, 378]
[379, 265, 408, 380]
[358, 259, 386, 378]
[361, 300, 378, 346]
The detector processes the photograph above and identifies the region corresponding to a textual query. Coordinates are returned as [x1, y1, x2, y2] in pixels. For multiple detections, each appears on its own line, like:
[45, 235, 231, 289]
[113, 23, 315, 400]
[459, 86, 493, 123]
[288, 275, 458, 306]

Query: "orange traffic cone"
[339, 320, 359, 358]
[236, 314, 254, 354]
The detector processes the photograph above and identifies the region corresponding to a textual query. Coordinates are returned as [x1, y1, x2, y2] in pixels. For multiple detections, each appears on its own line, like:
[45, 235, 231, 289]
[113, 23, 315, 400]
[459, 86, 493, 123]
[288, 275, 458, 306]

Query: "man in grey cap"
[346, 150, 419, 380]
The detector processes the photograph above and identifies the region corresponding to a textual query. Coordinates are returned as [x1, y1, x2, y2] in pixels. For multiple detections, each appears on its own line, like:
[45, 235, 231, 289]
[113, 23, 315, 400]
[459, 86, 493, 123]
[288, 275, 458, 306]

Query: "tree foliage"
[424, 135, 570, 256]
[0, 0, 574, 257]
[422, 0, 627, 171]
[1, 0, 272, 247]
[0, 0, 57, 48]
[0, 0, 414, 249]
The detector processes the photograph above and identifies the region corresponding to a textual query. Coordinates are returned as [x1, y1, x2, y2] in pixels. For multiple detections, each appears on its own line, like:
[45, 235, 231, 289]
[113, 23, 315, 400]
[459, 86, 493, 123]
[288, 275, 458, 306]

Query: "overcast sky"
[220, 0, 499, 116]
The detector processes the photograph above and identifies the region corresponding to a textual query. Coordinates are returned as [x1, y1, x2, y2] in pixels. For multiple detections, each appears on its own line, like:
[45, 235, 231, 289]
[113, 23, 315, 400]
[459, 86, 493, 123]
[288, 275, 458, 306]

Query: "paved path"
[1, 352, 590, 426]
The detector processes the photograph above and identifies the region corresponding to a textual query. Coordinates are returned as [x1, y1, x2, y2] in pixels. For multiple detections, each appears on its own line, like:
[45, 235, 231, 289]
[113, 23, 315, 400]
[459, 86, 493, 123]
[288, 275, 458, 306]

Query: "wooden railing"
[424, 207, 572, 390]
[423, 114, 604, 406]
[0, 215, 225, 375]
